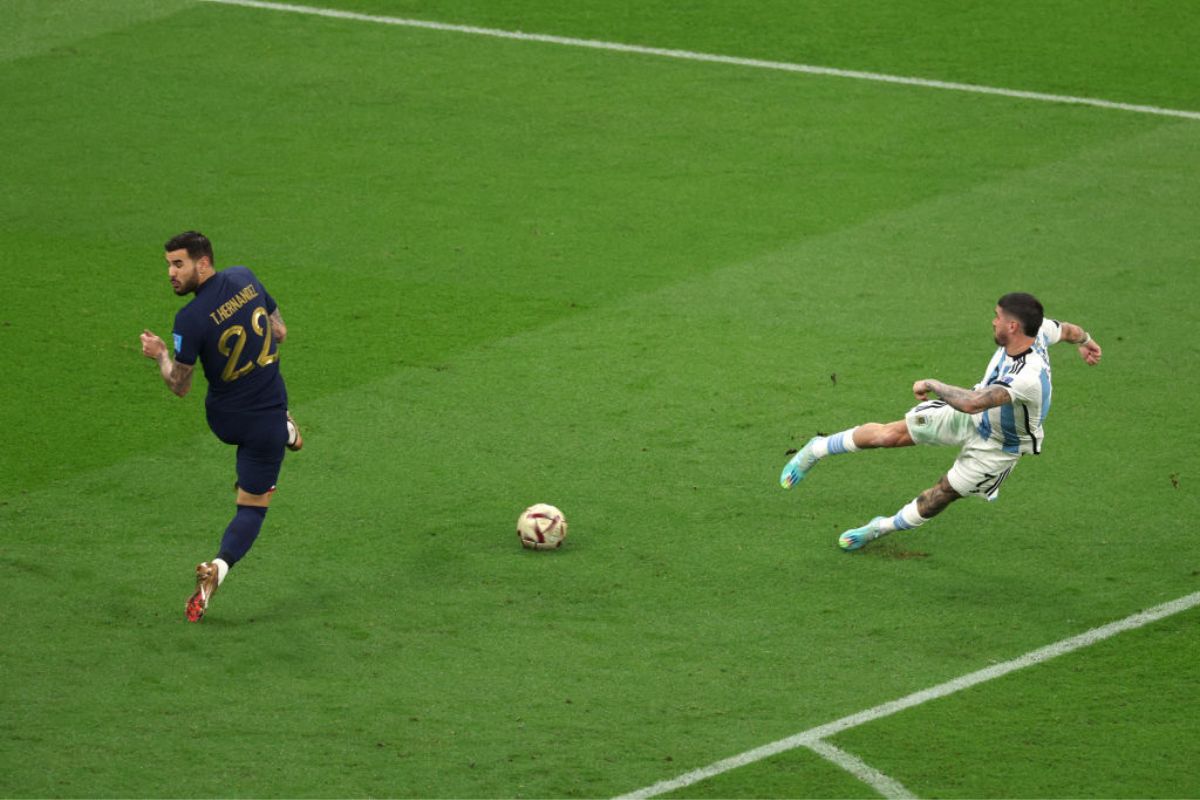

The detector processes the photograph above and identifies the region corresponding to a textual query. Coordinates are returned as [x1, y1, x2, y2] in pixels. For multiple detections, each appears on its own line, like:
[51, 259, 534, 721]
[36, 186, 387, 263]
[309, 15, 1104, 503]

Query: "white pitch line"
[197, 0, 1200, 122]
[616, 591, 1200, 799]
[806, 739, 916, 800]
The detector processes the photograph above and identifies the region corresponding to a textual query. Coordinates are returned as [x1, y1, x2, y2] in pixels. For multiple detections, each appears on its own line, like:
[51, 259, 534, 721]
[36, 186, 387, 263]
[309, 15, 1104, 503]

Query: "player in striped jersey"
[780, 292, 1102, 551]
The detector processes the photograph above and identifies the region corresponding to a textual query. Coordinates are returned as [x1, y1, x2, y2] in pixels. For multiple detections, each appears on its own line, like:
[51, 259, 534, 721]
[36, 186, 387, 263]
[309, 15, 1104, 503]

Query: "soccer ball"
[517, 504, 568, 550]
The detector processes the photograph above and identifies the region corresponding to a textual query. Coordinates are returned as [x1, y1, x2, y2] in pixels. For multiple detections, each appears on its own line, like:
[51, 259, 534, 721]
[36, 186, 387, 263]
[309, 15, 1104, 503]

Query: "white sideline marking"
[616, 591, 1200, 799]
[806, 740, 916, 800]
[197, 0, 1200, 122]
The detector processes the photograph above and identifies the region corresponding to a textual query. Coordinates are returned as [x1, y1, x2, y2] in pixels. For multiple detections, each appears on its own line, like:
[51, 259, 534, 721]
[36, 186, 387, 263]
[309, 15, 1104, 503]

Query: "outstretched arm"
[1057, 320, 1101, 366]
[140, 330, 194, 397]
[912, 379, 1011, 414]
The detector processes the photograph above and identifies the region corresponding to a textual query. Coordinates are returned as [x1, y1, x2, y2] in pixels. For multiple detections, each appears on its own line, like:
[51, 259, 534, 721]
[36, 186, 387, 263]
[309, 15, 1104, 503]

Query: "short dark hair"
[164, 231, 214, 264]
[997, 292, 1044, 336]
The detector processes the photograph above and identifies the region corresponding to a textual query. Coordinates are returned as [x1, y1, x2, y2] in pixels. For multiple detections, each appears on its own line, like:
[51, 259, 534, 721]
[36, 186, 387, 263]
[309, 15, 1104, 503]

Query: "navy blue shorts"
[205, 407, 289, 495]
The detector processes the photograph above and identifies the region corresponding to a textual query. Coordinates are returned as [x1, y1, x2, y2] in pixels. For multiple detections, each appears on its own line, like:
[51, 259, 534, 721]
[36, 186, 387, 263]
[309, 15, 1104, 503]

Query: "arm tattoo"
[1060, 321, 1086, 344]
[269, 308, 287, 343]
[165, 360, 193, 397]
[927, 380, 973, 410]
[979, 385, 1012, 409]
[927, 381, 1010, 413]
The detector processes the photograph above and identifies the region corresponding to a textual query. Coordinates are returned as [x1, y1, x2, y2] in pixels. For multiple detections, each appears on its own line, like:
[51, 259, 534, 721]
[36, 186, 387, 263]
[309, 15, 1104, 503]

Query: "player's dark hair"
[997, 292, 1044, 336]
[165, 231, 214, 265]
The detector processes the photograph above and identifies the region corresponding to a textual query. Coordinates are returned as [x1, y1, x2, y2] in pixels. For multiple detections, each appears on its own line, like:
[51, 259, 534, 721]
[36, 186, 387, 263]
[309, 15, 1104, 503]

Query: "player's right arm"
[913, 379, 1011, 413]
[140, 330, 194, 397]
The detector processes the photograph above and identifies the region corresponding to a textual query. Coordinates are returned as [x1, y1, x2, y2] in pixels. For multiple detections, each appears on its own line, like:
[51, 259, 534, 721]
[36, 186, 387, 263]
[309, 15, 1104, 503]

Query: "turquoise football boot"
[838, 517, 886, 552]
[780, 437, 822, 488]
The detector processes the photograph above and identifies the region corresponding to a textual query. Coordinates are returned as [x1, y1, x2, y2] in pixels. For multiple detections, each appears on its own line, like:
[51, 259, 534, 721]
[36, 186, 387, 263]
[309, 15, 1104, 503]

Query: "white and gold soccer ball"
[517, 504, 568, 550]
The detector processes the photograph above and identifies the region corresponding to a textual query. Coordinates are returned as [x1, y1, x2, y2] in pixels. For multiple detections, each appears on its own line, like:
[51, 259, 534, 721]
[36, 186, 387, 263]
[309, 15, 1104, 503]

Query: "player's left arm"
[912, 379, 1011, 413]
[140, 330, 194, 397]
[1054, 320, 1101, 366]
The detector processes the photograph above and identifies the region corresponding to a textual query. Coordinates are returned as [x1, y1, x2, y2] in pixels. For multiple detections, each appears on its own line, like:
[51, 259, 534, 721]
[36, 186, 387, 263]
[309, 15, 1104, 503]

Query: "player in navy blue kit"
[140, 231, 302, 622]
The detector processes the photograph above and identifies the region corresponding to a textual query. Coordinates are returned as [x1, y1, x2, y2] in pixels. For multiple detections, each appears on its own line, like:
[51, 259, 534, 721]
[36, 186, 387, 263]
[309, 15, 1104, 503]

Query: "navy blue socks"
[216, 505, 268, 567]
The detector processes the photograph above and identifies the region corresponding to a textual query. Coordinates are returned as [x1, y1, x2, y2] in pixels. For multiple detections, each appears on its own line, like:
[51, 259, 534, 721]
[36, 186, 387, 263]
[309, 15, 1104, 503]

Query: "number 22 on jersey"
[217, 306, 278, 383]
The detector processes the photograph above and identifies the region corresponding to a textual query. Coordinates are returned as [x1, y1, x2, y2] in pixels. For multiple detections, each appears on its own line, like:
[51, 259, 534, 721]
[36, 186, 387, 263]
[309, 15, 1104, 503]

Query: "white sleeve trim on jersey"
[1040, 317, 1063, 347]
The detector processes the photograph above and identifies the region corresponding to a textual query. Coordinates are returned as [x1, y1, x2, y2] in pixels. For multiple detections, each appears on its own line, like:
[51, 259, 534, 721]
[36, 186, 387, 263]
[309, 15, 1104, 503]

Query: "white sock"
[213, 558, 230, 585]
[813, 427, 860, 458]
[878, 499, 928, 534]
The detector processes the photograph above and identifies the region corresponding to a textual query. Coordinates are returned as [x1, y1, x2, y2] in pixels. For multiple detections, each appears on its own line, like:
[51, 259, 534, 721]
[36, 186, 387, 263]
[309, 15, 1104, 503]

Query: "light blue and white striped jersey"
[973, 318, 1060, 455]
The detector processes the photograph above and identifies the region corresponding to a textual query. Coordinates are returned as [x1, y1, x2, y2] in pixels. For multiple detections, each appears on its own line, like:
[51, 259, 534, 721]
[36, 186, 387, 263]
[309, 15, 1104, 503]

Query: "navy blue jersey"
[172, 266, 288, 412]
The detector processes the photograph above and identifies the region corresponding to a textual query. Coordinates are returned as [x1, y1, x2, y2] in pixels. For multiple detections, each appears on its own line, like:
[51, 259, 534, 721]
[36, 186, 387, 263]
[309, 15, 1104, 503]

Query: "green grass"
[1, 2, 1198, 797]
[671, 607, 1200, 799]
[833, 607, 1200, 798]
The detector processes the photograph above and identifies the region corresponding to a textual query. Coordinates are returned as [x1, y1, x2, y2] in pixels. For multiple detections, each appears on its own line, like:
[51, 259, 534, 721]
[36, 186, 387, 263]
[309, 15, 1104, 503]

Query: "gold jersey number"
[217, 306, 279, 383]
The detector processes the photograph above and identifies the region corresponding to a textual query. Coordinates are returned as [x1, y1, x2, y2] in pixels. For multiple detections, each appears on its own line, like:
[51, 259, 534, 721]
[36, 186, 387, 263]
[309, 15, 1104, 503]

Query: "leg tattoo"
[916, 475, 961, 519]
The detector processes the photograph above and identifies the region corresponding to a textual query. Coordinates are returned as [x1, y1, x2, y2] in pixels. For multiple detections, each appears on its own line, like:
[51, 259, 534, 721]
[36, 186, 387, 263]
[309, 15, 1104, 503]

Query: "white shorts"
[904, 400, 1018, 501]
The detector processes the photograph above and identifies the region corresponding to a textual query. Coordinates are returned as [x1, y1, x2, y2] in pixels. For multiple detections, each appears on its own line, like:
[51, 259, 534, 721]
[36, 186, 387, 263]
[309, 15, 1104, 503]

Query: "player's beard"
[173, 273, 198, 295]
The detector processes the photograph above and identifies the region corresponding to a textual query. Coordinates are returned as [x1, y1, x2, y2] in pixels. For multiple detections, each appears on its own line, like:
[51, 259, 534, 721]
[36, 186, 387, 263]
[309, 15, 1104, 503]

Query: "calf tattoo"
[917, 475, 960, 518]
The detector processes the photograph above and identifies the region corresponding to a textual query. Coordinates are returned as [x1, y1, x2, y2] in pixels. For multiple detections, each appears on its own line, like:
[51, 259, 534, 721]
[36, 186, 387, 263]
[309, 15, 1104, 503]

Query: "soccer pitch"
[2, 1, 1199, 797]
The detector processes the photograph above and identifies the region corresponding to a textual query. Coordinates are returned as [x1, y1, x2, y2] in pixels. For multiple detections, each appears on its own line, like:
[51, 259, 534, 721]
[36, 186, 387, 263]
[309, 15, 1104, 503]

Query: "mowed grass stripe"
[6, 113, 1187, 518]
[0, 0, 1162, 498]
[621, 591, 1200, 798]
[4, 116, 1195, 797]
[198, 0, 1200, 121]
[3, 4, 1197, 797]
[827, 605, 1200, 799]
